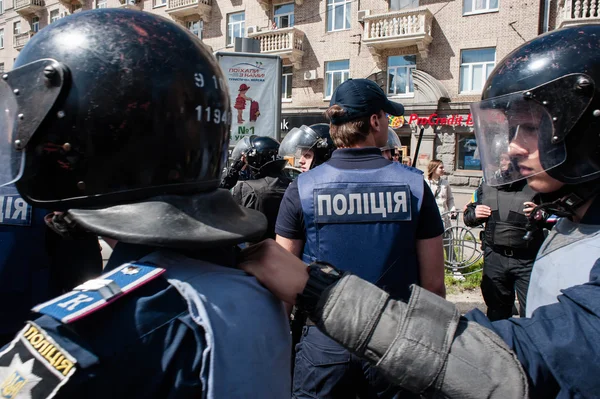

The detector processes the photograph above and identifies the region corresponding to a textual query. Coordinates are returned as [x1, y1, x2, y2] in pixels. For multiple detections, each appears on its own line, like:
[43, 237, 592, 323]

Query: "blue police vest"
[0, 184, 52, 334]
[152, 251, 292, 398]
[298, 162, 424, 299]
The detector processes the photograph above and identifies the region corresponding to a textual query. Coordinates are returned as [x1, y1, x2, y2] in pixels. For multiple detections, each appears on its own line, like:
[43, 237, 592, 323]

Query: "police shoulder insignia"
[33, 263, 166, 324]
[0, 322, 76, 399]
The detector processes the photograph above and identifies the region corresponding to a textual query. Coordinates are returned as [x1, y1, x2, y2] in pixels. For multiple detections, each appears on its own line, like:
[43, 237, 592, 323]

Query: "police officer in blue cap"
[275, 78, 445, 398]
[0, 9, 290, 398]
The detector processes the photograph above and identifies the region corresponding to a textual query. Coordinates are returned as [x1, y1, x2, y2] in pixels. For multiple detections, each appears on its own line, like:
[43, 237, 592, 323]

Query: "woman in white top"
[425, 159, 456, 230]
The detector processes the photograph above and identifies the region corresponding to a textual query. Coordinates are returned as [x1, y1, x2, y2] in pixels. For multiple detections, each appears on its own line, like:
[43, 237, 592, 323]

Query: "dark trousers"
[293, 326, 416, 399]
[480, 245, 535, 321]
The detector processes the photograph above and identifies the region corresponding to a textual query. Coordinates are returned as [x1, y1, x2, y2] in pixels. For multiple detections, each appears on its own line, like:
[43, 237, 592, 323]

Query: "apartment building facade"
[0, 0, 597, 186]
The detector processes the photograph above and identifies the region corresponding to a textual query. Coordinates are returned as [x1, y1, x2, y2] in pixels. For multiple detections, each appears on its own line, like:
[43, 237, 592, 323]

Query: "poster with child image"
[216, 52, 282, 146]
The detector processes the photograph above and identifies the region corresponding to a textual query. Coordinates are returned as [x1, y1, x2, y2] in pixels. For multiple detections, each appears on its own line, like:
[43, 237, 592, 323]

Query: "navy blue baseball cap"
[328, 79, 405, 125]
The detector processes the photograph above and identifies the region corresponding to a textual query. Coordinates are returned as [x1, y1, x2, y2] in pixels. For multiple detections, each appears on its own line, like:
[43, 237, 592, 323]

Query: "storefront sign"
[407, 113, 473, 127]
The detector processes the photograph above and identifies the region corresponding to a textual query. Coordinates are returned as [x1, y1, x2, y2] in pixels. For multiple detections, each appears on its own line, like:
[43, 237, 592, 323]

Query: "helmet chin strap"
[523, 179, 600, 240]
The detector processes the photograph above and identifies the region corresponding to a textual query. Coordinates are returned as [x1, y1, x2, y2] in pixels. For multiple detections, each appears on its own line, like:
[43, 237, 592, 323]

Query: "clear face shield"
[0, 79, 23, 187]
[0, 59, 66, 188]
[470, 74, 593, 186]
[279, 125, 321, 169]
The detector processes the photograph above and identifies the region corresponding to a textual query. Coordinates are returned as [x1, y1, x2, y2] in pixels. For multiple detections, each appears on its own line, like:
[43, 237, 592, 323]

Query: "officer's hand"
[239, 239, 309, 305]
[474, 205, 492, 219]
[523, 201, 536, 217]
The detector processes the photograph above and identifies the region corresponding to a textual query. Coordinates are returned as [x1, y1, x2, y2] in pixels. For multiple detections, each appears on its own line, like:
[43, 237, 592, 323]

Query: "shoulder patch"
[32, 263, 165, 324]
[0, 193, 32, 227]
[0, 322, 76, 399]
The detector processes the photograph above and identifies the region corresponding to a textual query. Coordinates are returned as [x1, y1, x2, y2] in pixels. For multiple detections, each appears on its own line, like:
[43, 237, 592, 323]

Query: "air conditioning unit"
[304, 70, 318, 81]
[247, 25, 261, 35]
[357, 9, 371, 22]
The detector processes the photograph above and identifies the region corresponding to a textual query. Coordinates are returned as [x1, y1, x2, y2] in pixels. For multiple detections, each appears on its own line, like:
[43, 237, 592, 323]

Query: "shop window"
[456, 133, 481, 171]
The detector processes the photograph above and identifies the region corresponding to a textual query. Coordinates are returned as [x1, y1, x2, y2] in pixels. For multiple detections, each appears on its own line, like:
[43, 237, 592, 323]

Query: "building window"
[187, 20, 203, 39]
[0, 0, 4, 14]
[459, 48, 495, 93]
[154, 0, 167, 6]
[282, 65, 293, 100]
[389, 0, 418, 11]
[325, 60, 350, 99]
[50, 10, 60, 23]
[14, 21, 21, 35]
[0, 63, 4, 73]
[387, 55, 416, 96]
[327, 0, 351, 32]
[463, 0, 498, 15]
[227, 11, 245, 46]
[96, 0, 107, 8]
[31, 16, 39, 33]
[274, 3, 294, 28]
[456, 133, 481, 170]
[0, 29, 4, 49]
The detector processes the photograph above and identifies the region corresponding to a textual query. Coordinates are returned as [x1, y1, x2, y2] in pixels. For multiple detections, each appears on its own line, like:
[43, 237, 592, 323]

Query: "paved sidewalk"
[447, 288, 487, 315]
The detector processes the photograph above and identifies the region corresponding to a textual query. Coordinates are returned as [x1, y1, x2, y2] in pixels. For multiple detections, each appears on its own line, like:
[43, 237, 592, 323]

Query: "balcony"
[166, 0, 211, 19]
[363, 7, 433, 59]
[14, 32, 34, 50]
[558, 0, 600, 27]
[14, 0, 44, 15]
[248, 27, 305, 68]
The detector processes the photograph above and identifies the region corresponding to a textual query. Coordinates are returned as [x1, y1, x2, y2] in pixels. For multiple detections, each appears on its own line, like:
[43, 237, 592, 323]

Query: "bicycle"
[440, 211, 483, 277]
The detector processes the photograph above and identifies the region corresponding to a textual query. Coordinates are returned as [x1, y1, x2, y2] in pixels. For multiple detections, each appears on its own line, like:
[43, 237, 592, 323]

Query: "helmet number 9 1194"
[196, 105, 230, 125]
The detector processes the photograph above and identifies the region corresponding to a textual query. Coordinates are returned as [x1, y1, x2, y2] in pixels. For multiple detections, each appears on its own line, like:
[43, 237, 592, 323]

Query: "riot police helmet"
[231, 135, 286, 177]
[380, 128, 402, 160]
[471, 25, 600, 189]
[279, 123, 335, 171]
[0, 9, 267, 247]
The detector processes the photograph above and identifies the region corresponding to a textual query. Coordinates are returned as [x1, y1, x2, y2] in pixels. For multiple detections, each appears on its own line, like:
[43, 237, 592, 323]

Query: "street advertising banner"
[216, 52, 282, 146]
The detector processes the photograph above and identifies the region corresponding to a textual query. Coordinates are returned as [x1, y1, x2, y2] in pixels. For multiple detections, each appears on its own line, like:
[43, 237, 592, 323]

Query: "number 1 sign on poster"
[215, 52, 282, 146]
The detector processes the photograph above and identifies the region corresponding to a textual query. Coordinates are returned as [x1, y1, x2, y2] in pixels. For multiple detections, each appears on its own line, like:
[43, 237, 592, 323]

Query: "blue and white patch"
[0, 194, 32, 227]
[0, 322, 76, 399]
[33, 263, 165, 324]
[314, 185, 412, 224]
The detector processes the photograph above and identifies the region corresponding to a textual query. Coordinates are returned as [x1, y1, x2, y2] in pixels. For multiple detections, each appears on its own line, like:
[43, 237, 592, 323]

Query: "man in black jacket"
[464, 153, 543, 319]
[230, 136, 292, 240]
